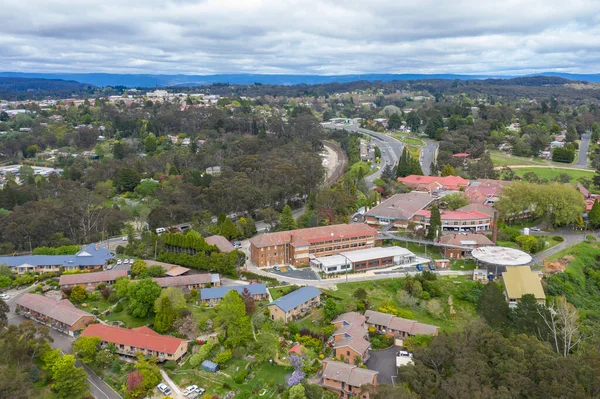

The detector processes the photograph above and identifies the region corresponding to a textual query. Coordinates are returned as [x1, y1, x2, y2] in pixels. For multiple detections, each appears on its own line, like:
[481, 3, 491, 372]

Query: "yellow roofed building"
[501, 266, 546, 308]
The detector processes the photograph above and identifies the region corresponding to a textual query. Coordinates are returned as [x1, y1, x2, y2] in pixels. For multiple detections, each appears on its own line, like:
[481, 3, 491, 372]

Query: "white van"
[156, 227, 166, 235]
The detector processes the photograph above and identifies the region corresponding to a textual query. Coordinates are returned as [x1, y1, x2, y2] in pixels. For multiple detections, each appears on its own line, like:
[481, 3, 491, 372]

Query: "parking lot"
[365, 346, 398, 385]
[269, 267, 320, 281]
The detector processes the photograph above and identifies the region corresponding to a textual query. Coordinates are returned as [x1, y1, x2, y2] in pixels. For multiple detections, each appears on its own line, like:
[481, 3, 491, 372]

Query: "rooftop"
[0, 243, 113, 268]
[397, 175, 470, 190]
[439, 233, 493, 247]
[16, 293, 94, 327]
[322, 361, 378, 386]
[153, 273, 220, 288]
[472, 246, 532, 266]
[415, 209, 491, 221]
[365, 192, 434, 220]
[59, 270, 127, 286]
[204, 235, 235, 253]
[81, 324, 187, 355]
[268, 286, 321, 312]
[250, 224, 376, 249]
[332, 311, 366, 326]
[334, 336, 371, 354]
[200, 283, 266, 300]
[502, 266, 546, 300]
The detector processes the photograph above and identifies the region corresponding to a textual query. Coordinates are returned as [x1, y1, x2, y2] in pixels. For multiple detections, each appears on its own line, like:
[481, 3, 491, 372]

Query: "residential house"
[81, 324, 188, 362]
[331, 312, 367, 330]
[204, 235, 235, 253]
[438, 233, 494, 259]
[334, 336, 371, 365]
[464, 179, 505, 206]
[0, 243, 113, 275]
[364, 310, 439, 338]
[152, 273, 221, 291]
[413, 209, 491, 232]
[501, 266, 546, 308]
[59, 270, 127, 291]
[268, 286, 321, 322]
[250, 224, 377, 268]
[200, 283, 268, 305]
[311, 247, 417, 275]
[331, 324, 369, 343]
[321, 360, 378, 399]
[364, 192, 434, 229]
[396, 175, 470, 192]
[16, 294, 96, 336]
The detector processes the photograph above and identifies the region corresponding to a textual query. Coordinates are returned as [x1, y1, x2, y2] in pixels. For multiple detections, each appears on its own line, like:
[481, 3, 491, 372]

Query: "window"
[346, 351, 350, 356]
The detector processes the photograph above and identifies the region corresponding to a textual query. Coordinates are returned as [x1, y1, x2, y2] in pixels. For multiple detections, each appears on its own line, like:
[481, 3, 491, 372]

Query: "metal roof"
[472, 246, 532, 266]
[268, 286, 321, 312]
[200, 283, 267, 300]
[0, 243, 113, 268]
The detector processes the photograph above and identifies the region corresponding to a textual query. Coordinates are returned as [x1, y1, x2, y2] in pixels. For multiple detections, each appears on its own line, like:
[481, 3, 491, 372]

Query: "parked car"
[156, 227, 166, 235]
[233, 241, 242, 249]
[416, 264, 423, 271]
[0, 294, 9, 300]
[123, 259, 129, 264]
[117, 259, 123, 265]
[428, 264, 436, 271]
[122, 236, 128, 241]
[129, 259, 135, 264]
[183, 385, 199, 396]
[530, 227, 541, 232]
[157, 383, 172, 395]
[107, 264, 114, 270]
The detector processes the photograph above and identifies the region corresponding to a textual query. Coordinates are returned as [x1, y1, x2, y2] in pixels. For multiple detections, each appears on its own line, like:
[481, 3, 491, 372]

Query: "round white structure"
[471, 246, 532, 266]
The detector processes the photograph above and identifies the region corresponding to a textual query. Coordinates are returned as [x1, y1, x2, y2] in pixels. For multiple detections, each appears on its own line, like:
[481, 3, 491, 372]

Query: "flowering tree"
[287, 356, 305, 386]
[127, 370, 143, 392]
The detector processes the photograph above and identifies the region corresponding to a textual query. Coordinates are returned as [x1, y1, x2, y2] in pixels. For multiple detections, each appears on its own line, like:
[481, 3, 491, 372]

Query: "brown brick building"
[59, 270, 128, 291]
[321, 361, 378, 399]
[250, 224, 377, 267]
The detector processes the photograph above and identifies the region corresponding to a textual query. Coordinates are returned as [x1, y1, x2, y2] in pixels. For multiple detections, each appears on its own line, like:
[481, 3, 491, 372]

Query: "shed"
[201, 360, 219, 373]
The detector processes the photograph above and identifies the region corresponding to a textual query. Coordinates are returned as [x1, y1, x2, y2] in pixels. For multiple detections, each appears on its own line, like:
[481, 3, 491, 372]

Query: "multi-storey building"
[250, 224, 377, 267]
[321, 361, 378, 399]
[268, 286, 321, 323]
[364, 192, 434, 229]
[413, 209, 491, 232]
[200, 283, 268, 305]
[311, 247, 417, 275]
[364, 310, 439, 339]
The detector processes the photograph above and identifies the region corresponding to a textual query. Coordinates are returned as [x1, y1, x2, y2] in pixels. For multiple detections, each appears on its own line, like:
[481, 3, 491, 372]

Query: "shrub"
[234, 368, 249, 384]
[163, 361, 177, 371]
[96, 282, 106, 291]
[113, 301, 124, 313]
[552, 235, 565, 242]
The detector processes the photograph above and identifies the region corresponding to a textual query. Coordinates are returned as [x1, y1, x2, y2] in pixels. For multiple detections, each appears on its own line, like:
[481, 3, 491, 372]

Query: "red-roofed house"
[413, 209, 491, 232]
[452, 153, 470, 158]
[250, 224, 377, 267]
[464, 179, 506, 205]
[397, 175, 470, 192]
[81, 324, 188, 362]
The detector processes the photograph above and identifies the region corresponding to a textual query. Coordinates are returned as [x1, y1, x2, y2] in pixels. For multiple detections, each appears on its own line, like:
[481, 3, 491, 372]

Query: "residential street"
[578, 132, 591, 167]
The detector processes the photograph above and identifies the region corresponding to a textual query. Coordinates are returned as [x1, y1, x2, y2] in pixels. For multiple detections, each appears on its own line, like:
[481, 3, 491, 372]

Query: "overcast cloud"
[2, 0, 600, 75]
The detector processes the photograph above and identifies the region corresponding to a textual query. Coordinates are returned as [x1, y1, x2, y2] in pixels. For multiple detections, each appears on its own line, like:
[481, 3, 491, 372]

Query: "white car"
[123, 259, 129, 264]
[0, 294, 9, 300]
[157, 383, 172, 395]
[183, 385, 198, 396]
[129, 259, 135, 264]
[116, 259, 123, 265]
[122, 236, 128, 241]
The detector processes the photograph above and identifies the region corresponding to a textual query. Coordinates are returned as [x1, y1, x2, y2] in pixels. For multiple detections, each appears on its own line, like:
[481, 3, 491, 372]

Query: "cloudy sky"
[2, 0, 600, 75]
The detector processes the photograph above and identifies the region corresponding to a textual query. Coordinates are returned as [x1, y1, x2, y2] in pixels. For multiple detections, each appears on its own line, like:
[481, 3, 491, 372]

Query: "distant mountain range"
[1, 71, 600, 88]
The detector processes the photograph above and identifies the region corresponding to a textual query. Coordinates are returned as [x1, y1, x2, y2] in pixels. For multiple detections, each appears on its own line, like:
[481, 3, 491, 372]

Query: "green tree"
[250, 331, 278, 363]
[396, 147, 412, 178]
[279, 205, 297, 231]
[130, 259, 147, 278]
[323, 298, 339, 322]
[112, 141, 125, 159]
[426, 205, 442, 240]
[70, 285, 86, 303]
[289, 384, 307, 399]
[131, 354, 161, 398]
[387, 113, 403, 130]
[566, 125, 578, 142]
[127, 279, 162, 318]
[443, 193, 469, 210]
[218, 217, 240, 240]
[144, 133, 157, 153]
[114, 277, 131, 298]
[440, 164, 455, 177]
[154, 296, 176, 333]
[510, 294, 547, 337]
[589, 199, 600, 228]
[214, 290, 253, 348]
[213, 349, 232, 365]
[477, 282, 509, 330]
[0, 299, 8, 328]
[96, 350, 114, 369]
[115, 168, 141, 193]
[72, 336, 101, 364]
[405, 111, 421, 133]
[51, 355, 89, 399]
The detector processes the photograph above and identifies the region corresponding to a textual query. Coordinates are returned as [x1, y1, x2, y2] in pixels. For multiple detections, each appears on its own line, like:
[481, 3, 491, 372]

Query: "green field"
[391, 133, 425, 146]
[545, 242, 600, 278]
[510, 167, 594, 183]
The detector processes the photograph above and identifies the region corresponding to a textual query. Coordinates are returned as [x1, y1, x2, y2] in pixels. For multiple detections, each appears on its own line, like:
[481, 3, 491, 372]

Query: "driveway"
[270, 267, 320, 281]
[366, 346, 398, 385]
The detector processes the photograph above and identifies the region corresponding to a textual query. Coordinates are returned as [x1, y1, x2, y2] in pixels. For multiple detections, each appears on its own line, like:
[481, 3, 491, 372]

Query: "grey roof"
[0, 243, 113, 268]
[332, 312, 366, 326]
[365, 192, 433, 220]
[364, 310, 394, 327]
[334, 336, 371, 354]
[59, 270, 127, 286]
[268, 286, 321, 312]
[322, 361, 378, 386]
[16, 293, 94, 326]
[366, 310, 439, 336]
[153, 273, 220, 288]
[204, 235, 235, 253]
[200, 284, 267, 300]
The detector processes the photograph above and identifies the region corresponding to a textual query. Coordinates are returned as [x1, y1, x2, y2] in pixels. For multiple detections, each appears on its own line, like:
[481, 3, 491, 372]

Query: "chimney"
[95, 243, 98, 251]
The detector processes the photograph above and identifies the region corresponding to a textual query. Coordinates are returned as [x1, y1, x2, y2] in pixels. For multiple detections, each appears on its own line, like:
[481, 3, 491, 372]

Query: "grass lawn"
[389, 241, 442, 259]
[269, 286, 300, 300]
[450, 259, 477, 271]
[489, 151, 546, 166]
[105, 307, 154, 328]
[407, 145, 421, 159]
[509, 167, 594, 183]
[545, 241, 600, 279]
[391, 134, 425, 146]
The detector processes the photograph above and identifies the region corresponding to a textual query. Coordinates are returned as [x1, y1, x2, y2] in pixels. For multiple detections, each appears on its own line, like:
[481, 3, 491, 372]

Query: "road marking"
[88, 378, 110, 399]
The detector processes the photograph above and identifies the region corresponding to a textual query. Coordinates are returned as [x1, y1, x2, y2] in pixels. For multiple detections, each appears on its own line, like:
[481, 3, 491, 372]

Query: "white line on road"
[88, 378, 110, 399]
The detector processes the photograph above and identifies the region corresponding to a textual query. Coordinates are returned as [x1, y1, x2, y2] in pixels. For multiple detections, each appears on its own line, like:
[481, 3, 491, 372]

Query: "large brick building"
[321, 361, 378, 399]
[364, 192, 434, 229]
[413, 209, 492, 232]
[250, 224, 377, 267]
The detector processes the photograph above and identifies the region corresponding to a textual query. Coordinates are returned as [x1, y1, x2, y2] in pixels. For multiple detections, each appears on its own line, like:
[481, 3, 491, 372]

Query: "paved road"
[531, 228, 592, 263]
[578, 132, 591, 167]
[5, 288, 122, 399]
[421, 141, 439, 175]
[366, 346, 398, 385]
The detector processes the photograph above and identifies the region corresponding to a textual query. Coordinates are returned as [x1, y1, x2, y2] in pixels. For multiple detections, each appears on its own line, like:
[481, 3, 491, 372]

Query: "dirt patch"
[544, 255, 574, 273]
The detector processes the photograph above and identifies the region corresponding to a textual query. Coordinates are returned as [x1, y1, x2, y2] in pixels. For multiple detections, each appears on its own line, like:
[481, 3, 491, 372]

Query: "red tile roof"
[250, 224, 377, 249]
[81, 324, 187, 355]
[397, 175, 469, 190]
[452, 153, 470, 158]
[16, 293, 95, 327]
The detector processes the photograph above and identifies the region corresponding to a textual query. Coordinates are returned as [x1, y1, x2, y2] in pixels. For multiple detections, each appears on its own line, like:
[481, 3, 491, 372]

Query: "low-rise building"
[204, 235, 235, 253]
[321, 360, 378, 399]
[153, 273, 220, 291]
[16, 294, 96, 336]
[268, 286, 321, 323]
[81, 324, 188, 362]
[250, 224, 377, 268]
[396, 175, 470, 192]
[332, 312, 367, 330]
[334, 336, 371, 365]
[364, 310, 439, 338]
[438, 233, 494, 259]
[502, 266, 546, 308]
[200, 283, 268, 305]
[311, 247, 417, 274]
[413, 209, 492, 232]
[0, 243, 113, 275]
[59, 270, 127, 291]
[364, 192, 434, 229]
